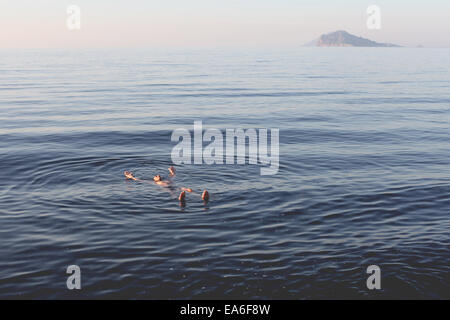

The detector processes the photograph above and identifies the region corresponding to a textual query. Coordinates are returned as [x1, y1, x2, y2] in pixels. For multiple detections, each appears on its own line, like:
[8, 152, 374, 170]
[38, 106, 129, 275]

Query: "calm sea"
[0, 48, 449, 299]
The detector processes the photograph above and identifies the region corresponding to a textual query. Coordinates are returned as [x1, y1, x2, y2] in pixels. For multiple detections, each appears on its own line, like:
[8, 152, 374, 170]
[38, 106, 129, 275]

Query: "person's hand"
[124, 171, 137, 180]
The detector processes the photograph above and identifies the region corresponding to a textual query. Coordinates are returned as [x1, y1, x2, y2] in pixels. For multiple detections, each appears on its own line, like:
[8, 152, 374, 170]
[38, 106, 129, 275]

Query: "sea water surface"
[0, 48, 449, 299]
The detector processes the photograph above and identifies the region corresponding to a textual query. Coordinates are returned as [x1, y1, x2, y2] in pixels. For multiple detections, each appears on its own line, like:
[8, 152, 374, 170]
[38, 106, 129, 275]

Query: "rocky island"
[306, 30, 401, 47]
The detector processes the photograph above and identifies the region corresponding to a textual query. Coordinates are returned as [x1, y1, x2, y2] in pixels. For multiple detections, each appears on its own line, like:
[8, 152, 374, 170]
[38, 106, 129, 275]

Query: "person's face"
[153, 175, 161, 182]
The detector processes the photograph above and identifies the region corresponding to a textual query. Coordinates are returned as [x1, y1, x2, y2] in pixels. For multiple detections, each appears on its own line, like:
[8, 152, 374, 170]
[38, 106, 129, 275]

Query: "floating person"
[124, 167, 209, 204]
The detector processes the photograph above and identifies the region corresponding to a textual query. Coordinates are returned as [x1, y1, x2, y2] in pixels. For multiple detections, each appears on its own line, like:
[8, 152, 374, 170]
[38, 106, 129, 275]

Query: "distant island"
[305, 30, 402, 47]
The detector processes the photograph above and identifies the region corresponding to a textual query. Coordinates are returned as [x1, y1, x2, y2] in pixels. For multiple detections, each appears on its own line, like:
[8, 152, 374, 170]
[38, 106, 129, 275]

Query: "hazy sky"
[1, 0, 449, 48]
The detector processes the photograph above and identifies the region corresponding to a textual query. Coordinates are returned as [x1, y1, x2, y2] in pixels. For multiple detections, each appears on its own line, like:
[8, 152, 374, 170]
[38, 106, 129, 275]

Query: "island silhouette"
[305, 30, 402, 47]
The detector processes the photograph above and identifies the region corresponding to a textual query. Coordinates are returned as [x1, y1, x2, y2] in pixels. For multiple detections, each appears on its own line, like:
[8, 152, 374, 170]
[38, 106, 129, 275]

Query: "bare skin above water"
[124, 166, 209, 204]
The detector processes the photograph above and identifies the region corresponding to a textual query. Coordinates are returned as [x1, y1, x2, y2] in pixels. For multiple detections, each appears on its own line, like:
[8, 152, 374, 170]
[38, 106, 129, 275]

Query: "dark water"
[0, 48, 449, 299]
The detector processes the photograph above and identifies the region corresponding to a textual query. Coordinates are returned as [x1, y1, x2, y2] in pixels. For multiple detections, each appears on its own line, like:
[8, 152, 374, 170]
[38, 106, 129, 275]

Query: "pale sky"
[1, 0, 449, 48]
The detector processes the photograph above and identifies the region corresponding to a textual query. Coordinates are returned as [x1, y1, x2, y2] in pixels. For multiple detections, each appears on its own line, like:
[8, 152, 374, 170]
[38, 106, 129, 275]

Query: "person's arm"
[124, 171, 140, 181]
[168, 166, 176, 182]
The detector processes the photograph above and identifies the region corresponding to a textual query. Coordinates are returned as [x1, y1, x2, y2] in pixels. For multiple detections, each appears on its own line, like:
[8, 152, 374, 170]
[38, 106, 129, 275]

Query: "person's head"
[153, 174, 162, 182]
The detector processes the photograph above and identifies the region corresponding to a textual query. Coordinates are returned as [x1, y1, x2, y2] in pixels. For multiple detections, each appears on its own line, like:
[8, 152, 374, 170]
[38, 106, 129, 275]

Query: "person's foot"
[181, 187, 193, 193]
[168, 166, 176, 176]
[179, 190, 186, 202]
[201, 190, 209, 202]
